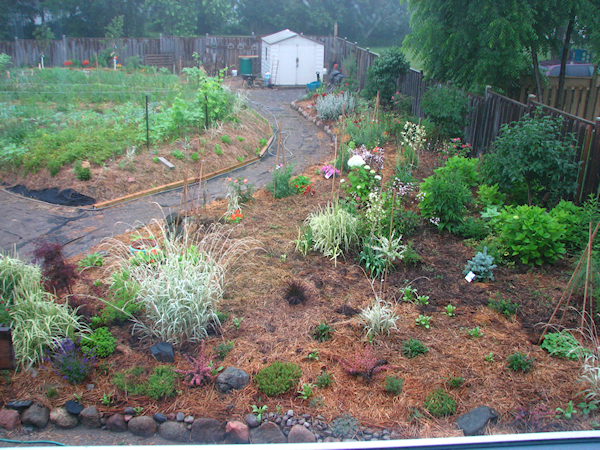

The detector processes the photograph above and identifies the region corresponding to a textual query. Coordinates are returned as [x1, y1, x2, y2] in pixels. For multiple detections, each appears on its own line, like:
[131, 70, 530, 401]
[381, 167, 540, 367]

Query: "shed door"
[277, 44, 316, 85]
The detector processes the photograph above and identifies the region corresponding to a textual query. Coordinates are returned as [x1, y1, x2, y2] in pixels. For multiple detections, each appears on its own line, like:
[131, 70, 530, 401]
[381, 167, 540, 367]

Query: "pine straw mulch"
[1, 136, 596, 439]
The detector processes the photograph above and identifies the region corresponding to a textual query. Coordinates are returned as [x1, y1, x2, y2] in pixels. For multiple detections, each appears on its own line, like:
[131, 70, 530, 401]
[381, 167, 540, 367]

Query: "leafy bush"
[113, 365, 177, 400]
[419, 170, 473, 233]
[33, 241, 79, 295]
[49, 338, 95, 384]
[266, 165, 295, 199]
[316, 92, 357, 120]
[73, 161, 92, 181]
[103, 269, 142, 324]
[420, 85, 470, 140]
[507, 352, 534, 372]
[424, 389, 456, 417]
[541, 331, 585, 360]
[550, 200, 591, 252]
[254, 361, 302, 396]
[306, 201, 360, 265]
[402, 338, 428, 358]
[80, 327, 116, 358]
[362, 47, 410, 104]
[344, 115, 389, 149]
[494, 205, 566, 265]
[435, 156, 479, 186]
[477, 184, 506, 209]
[313, 321, 333, 342]
[481, 112, 579, 206]
[385, 375, 404, 395]
[463, 247, 497, 282]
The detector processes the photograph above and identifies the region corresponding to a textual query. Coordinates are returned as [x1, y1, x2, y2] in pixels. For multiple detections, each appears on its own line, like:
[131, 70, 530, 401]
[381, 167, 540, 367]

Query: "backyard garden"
[1, 49, 600, 442]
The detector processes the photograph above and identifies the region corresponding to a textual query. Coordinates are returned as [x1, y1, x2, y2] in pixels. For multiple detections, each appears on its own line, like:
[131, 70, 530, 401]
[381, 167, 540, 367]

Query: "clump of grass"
[424, 388, 456, 417]
[507, 352, 534, 372]
[402, 338, 428, 358]
[359, 298, 399, 337]
[254, 361, 302, 396]
[285, 280, 310, 305]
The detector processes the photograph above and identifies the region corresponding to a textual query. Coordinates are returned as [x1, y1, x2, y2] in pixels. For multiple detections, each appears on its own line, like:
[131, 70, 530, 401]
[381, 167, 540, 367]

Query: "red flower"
[64, 60, 73, 66]
[82, 60, 90, 66]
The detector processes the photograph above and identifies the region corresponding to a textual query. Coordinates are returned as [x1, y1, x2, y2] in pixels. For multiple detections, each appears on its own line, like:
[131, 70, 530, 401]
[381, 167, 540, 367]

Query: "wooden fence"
[397, 70, 600, 201]
[0, 34, 377, 84]
[519, 76, 600, 122]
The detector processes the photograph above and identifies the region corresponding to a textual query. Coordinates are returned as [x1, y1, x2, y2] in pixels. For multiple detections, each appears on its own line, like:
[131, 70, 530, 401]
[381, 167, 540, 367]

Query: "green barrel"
[240, 57, 253, 76]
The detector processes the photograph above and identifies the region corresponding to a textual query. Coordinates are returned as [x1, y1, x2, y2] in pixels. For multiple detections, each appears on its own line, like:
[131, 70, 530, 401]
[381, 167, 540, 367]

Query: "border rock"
[158, 421, 190, 442]
[191, 418, 226, 443]
[21, 404, 49, 429]
[128, 416, 157, 437]
[250, 421, 286, 444]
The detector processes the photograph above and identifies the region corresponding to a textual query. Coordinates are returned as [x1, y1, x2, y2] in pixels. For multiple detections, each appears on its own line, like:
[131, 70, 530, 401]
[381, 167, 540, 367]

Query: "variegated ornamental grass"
[104, 220, 260, 345]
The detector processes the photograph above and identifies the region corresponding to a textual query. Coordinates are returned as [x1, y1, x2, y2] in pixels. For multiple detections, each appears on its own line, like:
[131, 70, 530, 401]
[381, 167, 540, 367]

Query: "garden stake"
[539, 220, 600, 343]
[382, 190, 396, 297]
[280, 120, 285, 166]
[196, 161, 204, 214]
[332, 136, 338, 199]
[145, 95, 150, 152]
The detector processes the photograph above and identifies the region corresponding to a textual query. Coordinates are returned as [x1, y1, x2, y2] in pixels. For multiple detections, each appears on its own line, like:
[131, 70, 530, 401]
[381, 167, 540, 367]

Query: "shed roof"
[261, 29, 323, 46]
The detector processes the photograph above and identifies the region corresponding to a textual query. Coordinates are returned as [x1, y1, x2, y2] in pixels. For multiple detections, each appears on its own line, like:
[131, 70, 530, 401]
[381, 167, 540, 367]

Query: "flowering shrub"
[391, 92, 413, 116]
[343, 153, 382, 203]
[227, 177, 254, 204]
[400, 122, 427, 153]
[82, 60, 90, 66]
[439, 138, 471, 160]
[291, 175, 312, 195]
[48, 338, 95, 384]
[316, 92, 356, 120]
[227, 209, 243, 223]
[64, 60, 73, 66]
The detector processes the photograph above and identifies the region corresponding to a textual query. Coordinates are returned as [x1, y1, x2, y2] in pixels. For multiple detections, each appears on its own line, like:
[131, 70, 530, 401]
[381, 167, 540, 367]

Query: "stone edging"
[290, 101, 336, 140]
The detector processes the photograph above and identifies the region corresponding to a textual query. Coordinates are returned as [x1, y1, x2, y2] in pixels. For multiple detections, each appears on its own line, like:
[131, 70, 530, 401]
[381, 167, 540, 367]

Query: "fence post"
[13, 37, 18, 68]
[62, 35, 67, 65]
[527, 94, 536, 114]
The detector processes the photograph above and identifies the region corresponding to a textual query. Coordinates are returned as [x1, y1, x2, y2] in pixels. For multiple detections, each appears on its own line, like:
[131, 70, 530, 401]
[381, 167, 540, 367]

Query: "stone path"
[0, 88, 331, 259]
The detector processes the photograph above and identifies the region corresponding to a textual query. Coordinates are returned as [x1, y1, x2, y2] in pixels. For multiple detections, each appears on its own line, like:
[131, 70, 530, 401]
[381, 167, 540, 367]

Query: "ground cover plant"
[2, 82, 599, 442]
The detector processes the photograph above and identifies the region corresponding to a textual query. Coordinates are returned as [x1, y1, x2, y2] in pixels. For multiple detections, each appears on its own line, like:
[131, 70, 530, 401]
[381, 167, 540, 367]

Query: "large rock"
[191, 418, 225, 443]
[5, 400, 32, 414]
[128, 416, 157, 437]
[79, 406, 101, 429]
[158, 421, 190, 442]
[455, 406, 499, 436]
[0, 409, 20, 431]
[250, 422, 286, 444]
[21, 404, 49, 429]
[216, 367, 250, 394]
[150, 342, 175, 363]
[50, 408, 79, 429]
[288, 424, 316, 443]
[226, 421, 249, 444]
[106, 413, 128, 432]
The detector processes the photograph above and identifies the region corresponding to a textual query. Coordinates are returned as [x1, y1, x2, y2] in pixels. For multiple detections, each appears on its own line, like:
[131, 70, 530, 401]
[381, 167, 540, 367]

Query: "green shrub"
[419, 170, 472, 233]
[266, 165, 295, 199]
[254, 361, 302, 396]
[550, 200, 589, 252]
[345, 115, 389, 149]
[420, 85, 470, 140]
[488, 294, 518, 317]
[362, 47, 410, 104]
[541, 331, 585, 360]
[507, 352, 534, 372]
[463, 247, 496, 282]
[313, 322, 333, 342]
[402, 338, 429, 358]
[385, 375, 404, 396]
[113, 365, 177, 400]
[494, 205, 566, 265]
[214, 340, 234, 360]
[315, 371, 334, 388]
[435, 156, 479, 186]
[481, 112, 578, 206]
[73, 161, 92, 181]
[316, 92, 357, 120]
[221, 135, 231, 144]
[424, 389, 456, 417]
[80, 327, 116, 358]
[477, 184, 506, 209]
[103, 270, 142, 324]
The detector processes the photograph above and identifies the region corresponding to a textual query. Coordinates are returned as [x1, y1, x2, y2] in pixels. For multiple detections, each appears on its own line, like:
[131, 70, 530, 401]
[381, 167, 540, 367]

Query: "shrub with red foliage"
[339, 345, 389, 381]
[33, 241, 79, 295]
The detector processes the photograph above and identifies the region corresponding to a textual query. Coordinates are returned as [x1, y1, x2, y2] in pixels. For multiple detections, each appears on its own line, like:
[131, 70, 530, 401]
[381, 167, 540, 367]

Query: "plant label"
[465, 271, 476, 283]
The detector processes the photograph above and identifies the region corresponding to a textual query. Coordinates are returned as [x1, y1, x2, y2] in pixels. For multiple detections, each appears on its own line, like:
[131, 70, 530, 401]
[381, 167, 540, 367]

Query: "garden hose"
[0, 438, 65, 446]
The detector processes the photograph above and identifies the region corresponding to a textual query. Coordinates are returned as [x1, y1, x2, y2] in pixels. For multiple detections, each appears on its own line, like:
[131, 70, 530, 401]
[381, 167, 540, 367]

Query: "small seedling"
[443, 304, 456, 317]
[133, 406, 144, 415]
[484, 352, 495, 362]
[259, 138, 268, 147]
[46, 387, 58, 398]
[78, 252, 105, 269]
[221, 135, 231, 144]
[171, 150, 184, 160]
[555, 401, 577, 419]
[73, 393, 82, 402]
[209, 361, 224, 377]
[237, 136, 244, 142]
[385, 376, 404, 396]
[101, 393, 113, 406]
[444, 375, 464, 388]
[191, 152, 200, 161]
[214, 340, 234, 360]
[214, 145, 223, 155]
[279, 253, 287, 263]
[415, 295, 429, 306]
[307, 350, 319, 361]
[315, 371, 333, 388]
[578, 402, 598, 417]
[237, 156, 245, 163]
[399, 286, 417, 302]
[153, 157, 159, 163]
[232, 317, 243, 330]
[402, 338, 428, 358]
[415, 315, 432, 329]
[507, 352, 534, 372]
[313, 321, 333, 342]
[251, 404, 268, 422]
[297, 383, 314, 399]
[467, 326, 483, 339]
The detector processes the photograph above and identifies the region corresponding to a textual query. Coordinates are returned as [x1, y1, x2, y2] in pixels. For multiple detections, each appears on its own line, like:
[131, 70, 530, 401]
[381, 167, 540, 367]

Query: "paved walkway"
[0, 88, 331, 259]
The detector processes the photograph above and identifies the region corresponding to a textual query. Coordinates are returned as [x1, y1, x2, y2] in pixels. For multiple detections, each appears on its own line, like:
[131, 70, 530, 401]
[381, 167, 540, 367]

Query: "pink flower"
[243, 178, 248, 184]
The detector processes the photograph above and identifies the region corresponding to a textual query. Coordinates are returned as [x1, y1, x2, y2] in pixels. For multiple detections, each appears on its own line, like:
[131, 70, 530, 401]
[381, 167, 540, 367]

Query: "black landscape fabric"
[8, 185, 96, 206]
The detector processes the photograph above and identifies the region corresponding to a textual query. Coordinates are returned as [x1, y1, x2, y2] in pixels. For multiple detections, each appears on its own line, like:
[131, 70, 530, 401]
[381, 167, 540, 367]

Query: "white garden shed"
[261, 29, 325, 86]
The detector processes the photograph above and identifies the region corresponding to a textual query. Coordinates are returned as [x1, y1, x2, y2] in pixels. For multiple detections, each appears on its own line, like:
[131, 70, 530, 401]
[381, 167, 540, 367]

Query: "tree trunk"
[531, 47, 544, 103]
[556, 8, 576, 109]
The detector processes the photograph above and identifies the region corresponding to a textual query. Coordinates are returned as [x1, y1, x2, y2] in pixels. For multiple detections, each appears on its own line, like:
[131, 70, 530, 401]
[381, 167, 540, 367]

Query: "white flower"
[364, 164, 371, 170]
[348, 155, 365, 168]
[340, 179, 345, 183]
[356, 185, 361, 190]
[374, 175, 382, 181]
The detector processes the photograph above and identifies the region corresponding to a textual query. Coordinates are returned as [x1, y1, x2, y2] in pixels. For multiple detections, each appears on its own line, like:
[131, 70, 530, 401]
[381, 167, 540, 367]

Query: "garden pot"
[129, 239, 159, 256]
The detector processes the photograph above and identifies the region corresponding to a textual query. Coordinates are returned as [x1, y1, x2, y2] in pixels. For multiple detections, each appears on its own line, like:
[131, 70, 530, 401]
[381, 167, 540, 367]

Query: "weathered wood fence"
[397, 69, 600, 201]
[0, 34, 377, 85]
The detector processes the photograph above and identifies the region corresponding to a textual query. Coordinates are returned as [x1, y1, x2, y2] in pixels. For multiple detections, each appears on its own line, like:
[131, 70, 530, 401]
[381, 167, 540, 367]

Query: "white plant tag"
[465, 271, 476, 283]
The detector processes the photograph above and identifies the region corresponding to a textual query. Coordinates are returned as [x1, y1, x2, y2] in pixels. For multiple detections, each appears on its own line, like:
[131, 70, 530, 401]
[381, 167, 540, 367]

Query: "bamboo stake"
[332, 136, 338, 199]
[280, 120, 285, 166]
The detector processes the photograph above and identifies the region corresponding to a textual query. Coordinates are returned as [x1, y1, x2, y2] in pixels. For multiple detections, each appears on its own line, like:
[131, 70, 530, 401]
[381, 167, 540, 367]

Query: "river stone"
[176, 412, 185, 422]
[0, 409, 20, 431]
[123, 407, 136, 416]
[64, 401, 83, 415]
[21, 404, 50, 429]
[455, 406, 499, 436]
[106, 413, 128, 432]
[226, 421, 250, 444]
[250, 422, 286, 444]
[80, 406, 101, 429]
[153, 413, 167, 423]
[191, 418, 226, 443]
[245, 414, 259, 428]
[216, 367, 250, 393]
[288, 424, 316, 443]
[50, 408, 79, 429]
[128, 416, 157, 437]
[158, 421, 190, 442]
[5, 400, 33, 414]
